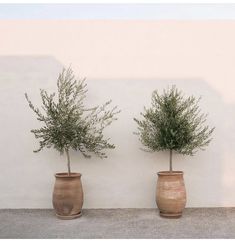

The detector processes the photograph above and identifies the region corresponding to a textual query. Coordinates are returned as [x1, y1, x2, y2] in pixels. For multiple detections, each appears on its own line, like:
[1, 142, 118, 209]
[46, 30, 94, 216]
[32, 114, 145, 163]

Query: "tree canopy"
[134, 86, 214, 156]
[25, 68, 120, 159]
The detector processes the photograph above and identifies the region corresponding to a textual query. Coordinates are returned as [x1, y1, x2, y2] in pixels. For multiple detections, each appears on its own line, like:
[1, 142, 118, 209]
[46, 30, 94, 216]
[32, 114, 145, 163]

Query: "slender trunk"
[65, 148, 71, 176]
[169, 149, 173, 173]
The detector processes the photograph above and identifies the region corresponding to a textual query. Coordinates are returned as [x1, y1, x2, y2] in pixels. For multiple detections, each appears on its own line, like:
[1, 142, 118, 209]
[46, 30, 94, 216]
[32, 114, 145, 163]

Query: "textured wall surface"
[0, 21, 235, 208]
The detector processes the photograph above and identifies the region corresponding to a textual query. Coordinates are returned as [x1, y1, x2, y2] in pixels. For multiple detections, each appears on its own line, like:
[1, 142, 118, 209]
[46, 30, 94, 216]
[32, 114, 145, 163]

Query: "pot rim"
[55, 172, 82, 178]
[157, 171, 183, 176]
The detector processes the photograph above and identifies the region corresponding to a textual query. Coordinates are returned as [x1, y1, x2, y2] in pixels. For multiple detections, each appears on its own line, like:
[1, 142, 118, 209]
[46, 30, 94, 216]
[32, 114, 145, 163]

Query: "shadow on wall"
[0, 56, 64, 208]
[0, 55, 234, 208]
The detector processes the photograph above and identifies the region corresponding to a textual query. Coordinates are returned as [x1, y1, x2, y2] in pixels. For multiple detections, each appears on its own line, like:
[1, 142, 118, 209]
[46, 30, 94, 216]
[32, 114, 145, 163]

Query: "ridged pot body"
[156, 171, 186, 218]
[52, 173, 83, 219]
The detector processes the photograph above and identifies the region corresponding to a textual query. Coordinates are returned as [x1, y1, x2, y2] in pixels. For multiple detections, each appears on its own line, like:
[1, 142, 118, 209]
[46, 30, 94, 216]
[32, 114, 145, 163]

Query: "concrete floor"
[0, 208, 234, 239]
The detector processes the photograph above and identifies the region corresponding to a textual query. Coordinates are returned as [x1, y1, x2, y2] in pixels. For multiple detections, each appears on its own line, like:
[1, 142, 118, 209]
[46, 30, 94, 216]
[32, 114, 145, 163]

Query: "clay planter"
[52, 173, 83, 220]
[156, 171, 186, 218]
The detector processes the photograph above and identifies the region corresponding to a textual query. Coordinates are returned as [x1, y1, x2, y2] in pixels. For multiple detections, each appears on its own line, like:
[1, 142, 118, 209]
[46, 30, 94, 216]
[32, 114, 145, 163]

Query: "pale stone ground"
[0, 208, 234, 239]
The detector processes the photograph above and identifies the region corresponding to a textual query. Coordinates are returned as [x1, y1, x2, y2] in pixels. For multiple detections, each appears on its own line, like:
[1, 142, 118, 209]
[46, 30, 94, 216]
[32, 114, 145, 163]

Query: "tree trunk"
[65, 148, 71, 176]
[169, 149, 173, 173]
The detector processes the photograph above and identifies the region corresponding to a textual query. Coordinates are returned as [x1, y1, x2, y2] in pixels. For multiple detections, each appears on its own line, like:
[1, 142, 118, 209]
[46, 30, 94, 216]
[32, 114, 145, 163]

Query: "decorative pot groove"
[156, 171, 186, 218]
[52, 173, 83, 220]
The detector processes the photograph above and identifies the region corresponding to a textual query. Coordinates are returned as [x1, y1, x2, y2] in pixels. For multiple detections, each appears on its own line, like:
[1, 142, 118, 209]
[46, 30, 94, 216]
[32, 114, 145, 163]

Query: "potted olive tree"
[25, 67, 119, 219]
[134, 86, 214, 218]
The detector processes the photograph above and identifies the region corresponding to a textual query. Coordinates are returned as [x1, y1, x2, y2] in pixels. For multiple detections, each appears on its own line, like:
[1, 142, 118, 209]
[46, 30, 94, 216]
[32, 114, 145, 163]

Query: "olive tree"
[25, 68, 120, 175]
[134, 86, 214, 173]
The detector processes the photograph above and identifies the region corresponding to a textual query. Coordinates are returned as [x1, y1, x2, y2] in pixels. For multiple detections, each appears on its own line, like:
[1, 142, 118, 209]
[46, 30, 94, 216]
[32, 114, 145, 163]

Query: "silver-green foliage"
[25, 68, 120, 161]
[134, 86, 214, 170]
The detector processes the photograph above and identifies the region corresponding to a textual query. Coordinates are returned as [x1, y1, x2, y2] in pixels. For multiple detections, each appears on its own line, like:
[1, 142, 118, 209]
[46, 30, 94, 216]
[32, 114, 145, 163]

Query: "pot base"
[56, 211, 82, 220]
[159, 211, 182, 218]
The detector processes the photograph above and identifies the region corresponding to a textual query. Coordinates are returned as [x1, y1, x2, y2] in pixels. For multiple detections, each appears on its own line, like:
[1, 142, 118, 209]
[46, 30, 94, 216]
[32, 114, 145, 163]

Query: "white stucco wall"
[0, 20, 235, 208]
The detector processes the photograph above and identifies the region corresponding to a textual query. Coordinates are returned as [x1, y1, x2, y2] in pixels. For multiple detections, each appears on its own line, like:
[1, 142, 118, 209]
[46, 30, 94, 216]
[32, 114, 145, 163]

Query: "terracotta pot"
[52, 172, 83, 220]
[156, 171, 186, 218]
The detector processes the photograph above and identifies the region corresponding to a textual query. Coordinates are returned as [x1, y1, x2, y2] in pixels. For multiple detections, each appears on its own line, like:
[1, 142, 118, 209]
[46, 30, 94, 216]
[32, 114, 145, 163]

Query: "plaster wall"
[0, 20, 235, 208]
